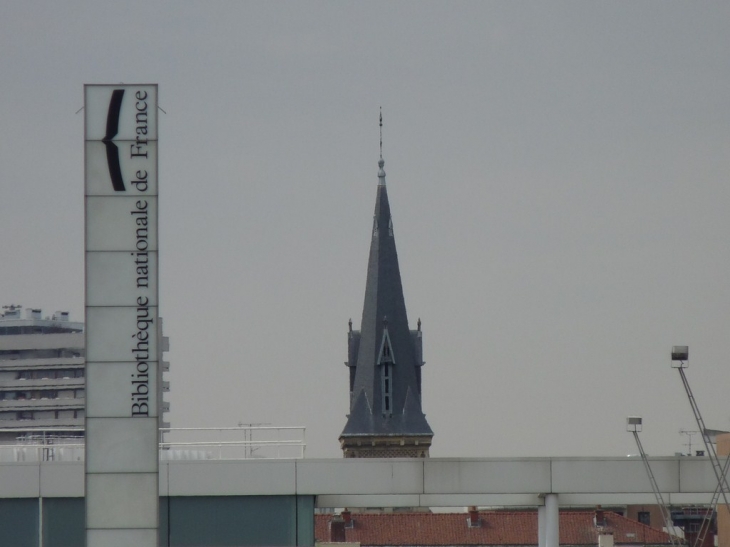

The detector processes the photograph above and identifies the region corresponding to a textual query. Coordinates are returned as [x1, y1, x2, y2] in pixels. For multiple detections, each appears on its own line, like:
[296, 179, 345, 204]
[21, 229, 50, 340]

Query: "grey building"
[0, 306, 170, 445]
[339, 150, 434, 458]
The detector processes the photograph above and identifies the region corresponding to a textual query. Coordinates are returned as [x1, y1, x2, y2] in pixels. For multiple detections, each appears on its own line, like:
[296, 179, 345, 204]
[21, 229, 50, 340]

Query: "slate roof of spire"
[340, 153, 433, 439]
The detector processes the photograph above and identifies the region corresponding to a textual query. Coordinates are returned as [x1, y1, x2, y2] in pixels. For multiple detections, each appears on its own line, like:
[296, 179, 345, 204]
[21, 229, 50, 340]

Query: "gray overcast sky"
[1, 1, 729, 458]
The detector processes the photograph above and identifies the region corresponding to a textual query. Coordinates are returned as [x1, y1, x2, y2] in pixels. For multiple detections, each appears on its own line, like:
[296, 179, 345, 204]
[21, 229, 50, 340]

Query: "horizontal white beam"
[0, 456, 723, 507]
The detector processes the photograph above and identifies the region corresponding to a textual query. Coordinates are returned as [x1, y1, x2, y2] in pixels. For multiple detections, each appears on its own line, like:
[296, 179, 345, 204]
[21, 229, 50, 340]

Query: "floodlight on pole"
[671, 344, 730, 547]
[626, 416, 643, 433]
[626, 416, 681, 546]
[671, 346, 688, 368]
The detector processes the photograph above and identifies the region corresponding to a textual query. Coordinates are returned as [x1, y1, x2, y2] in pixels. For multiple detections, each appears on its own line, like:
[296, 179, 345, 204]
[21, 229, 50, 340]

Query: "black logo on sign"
[102, 89, 125, 191]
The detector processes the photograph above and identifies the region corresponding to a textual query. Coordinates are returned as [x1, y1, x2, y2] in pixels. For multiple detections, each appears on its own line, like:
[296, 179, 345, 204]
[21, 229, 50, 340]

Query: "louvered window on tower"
[382, 364, 391, 415]
[378, 329, 395, 416]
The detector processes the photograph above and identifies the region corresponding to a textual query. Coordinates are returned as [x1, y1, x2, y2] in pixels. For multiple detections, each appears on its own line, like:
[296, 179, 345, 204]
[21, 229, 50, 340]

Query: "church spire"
[339, 121, 433, 458]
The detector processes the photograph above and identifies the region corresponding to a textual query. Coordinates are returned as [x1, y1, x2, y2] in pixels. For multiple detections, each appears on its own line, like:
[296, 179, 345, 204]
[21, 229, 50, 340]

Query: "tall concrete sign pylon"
[84, 84, 159, 547]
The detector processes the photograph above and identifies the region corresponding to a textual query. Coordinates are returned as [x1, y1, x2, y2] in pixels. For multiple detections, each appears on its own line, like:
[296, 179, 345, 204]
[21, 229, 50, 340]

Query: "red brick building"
[316, 510, 675, 546]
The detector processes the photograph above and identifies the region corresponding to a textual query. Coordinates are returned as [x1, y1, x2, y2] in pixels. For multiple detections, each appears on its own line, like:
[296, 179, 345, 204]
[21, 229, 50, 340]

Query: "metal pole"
[675, 366, 730, 547]
[538, 505, 546, 547]
[631, 430, 681, 545]
[678, 368, 730, 504]
[38, 496, 43, 547]
[545, 494, 559, 547]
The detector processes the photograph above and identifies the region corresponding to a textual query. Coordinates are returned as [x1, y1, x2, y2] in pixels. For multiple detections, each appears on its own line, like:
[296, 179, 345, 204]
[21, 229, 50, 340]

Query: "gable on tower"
[377, 322, 395, 365]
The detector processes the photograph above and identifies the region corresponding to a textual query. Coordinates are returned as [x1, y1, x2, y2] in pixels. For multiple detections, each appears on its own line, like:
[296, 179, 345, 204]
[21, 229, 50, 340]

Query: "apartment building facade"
[0, 306, 169, 444]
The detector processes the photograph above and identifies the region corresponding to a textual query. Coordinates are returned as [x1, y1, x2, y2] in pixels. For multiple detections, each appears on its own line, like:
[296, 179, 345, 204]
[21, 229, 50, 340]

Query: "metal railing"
[160, 426, 306, 460]
[0, 425, 306, 462]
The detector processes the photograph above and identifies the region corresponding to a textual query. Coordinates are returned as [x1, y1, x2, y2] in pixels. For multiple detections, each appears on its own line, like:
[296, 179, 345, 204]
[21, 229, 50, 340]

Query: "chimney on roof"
[595, 506, 606, 527]
[26, 308, 42, 320]
[342, 509, 353, 529]
[2, 307, 21, 319]
[53, 311, 69, 322]
[467, 506, 480, 528]
[598, 532, 614, 547]
[330, 514, 346, 542]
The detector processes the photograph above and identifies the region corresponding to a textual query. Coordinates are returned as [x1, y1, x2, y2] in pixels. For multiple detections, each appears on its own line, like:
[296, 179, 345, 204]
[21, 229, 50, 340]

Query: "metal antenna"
[680, 429, 699, 456]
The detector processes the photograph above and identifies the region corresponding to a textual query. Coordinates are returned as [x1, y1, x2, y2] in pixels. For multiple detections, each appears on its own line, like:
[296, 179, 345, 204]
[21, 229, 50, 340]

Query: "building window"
[638, 512, 650, 526]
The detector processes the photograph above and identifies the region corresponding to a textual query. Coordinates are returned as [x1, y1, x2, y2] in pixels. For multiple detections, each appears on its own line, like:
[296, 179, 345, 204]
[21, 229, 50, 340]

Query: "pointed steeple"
[378, 107, 386, 186]
[340, 120, 433, 458]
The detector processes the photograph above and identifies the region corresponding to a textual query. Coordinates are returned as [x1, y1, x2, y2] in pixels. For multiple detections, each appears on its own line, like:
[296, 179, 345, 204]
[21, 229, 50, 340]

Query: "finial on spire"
[378, 107, 386, 185]
[379, 107, 383, 159]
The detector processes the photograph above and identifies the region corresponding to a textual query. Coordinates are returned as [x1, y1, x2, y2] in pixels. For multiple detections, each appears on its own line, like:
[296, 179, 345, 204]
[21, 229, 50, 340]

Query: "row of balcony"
[0, 397, 85, 411]
[0, 357, 84, 370]
[0, 378, 84, 391]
